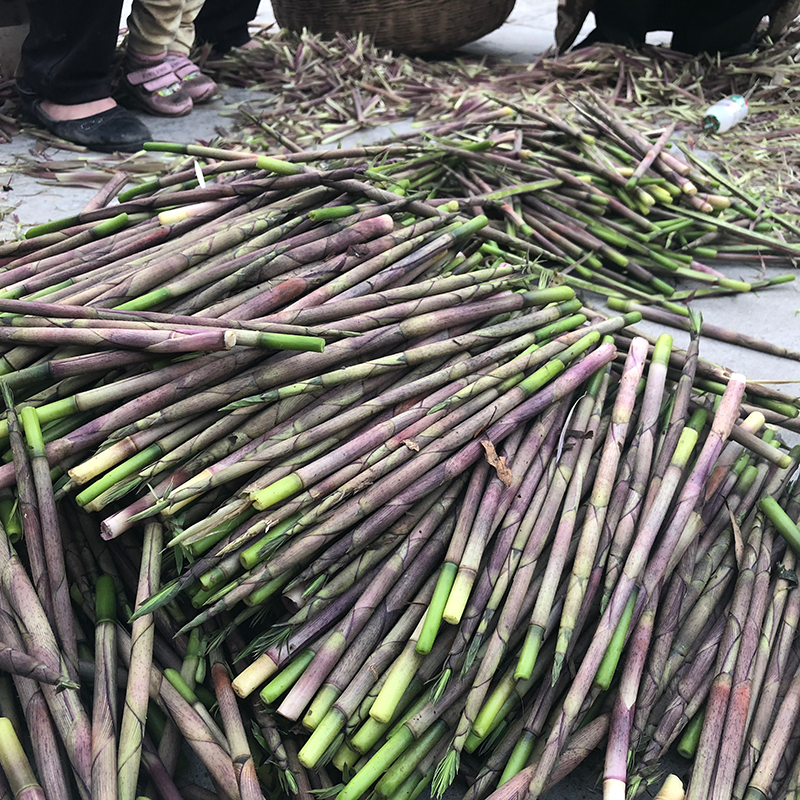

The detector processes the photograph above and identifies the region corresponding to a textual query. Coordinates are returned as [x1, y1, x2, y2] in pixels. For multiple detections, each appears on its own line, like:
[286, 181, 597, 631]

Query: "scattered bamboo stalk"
[117, 522, 162, 800]
[0, 716, 46, 800]
[91, 575, 118, 800]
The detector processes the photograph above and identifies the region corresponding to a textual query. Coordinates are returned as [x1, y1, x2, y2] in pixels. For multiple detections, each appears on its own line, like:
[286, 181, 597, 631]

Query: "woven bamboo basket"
[270, 0, 517, 55]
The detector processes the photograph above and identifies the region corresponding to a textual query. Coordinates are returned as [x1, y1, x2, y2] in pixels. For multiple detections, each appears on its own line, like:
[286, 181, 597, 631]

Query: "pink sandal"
[165, 52, 218, 104]
[123, 56, 193, 117]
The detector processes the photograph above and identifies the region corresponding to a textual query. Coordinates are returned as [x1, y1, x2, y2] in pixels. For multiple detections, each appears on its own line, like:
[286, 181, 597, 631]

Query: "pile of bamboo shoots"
[0, 123, 797, 800]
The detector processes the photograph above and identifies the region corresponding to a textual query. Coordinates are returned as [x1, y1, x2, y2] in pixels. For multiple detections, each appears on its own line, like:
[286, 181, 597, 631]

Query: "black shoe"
[16, 81, 151, 153]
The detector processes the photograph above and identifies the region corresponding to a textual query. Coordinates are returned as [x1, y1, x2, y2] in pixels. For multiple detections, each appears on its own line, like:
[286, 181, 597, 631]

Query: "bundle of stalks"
[7, 99, 800, 325]
[0, 138, 798, 800]
[195, 22, 800, 209]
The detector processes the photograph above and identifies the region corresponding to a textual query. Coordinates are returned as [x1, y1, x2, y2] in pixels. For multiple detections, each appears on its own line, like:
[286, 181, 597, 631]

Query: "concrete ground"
[0, 2, 798, 799]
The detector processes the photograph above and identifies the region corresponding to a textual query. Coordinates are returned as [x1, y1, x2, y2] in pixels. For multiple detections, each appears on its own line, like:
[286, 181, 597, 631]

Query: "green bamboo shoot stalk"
[210, 648, 263, 800]
[760, 496, 800, 557]
[677, 708, 705, 759]
[380, 748, 437, 800]
[341, 663, 476, 800]
[332, 740, 360, 774]
[424, 408, 565, 664]
[19, 406, 78, 681]
[416, 462, 484, 653]
[350, 680, 427, 756]
[443, 397, 573, 691]
[686, 508, 767, 800]
[117, 522, 162, 800]
[471, 655, 541, 746]
[375, 708, 458, 798]
[2, 395, 53, 623]
[91, 576, 118, 800]
[708, 506, 777, 800]
[601, 333, 673, 610]
[260, 651, 316, 706]
[595, 588, 639, 691]
[554, 336, 649, 681]
[425, 314, 584, 417]
[436, 375, 606, 787]
[277, 497, 458, 722]
[72, 415, 214, 505]
[503, 621, 591, 785]
[516, 365, 609, 679]
[0, 717, 45, 800]
[500, 730, 536, 788]
[298, 575, 437, 767]
[368, 613, 430, 725]
[143, 143, 299, 171]
[440, 431, 526, 627]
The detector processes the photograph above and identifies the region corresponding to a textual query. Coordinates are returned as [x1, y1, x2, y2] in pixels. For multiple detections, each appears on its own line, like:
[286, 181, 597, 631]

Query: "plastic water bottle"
[702, 95, 748, 134]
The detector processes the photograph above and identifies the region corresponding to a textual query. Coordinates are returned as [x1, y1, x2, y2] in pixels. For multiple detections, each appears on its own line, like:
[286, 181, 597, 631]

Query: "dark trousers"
[194, 0, 260, 52]
[21, 0, 124, 103]
[587, 0, 776, 53]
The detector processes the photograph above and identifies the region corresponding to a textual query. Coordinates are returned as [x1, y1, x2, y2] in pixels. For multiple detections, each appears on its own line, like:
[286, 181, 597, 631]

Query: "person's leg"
[163, 0, 218, 103]
[769, 0, 800, 38]
[22, 0, 122, 104]
[671, 0, 774, 53]
[194, 0, 261, 53]
[127, 0, 186, 55]
[123, 0, 193, 115]
[575, 0, 649, 48]
[172, 0, 206, 54]
[19, 0, 151, 150]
